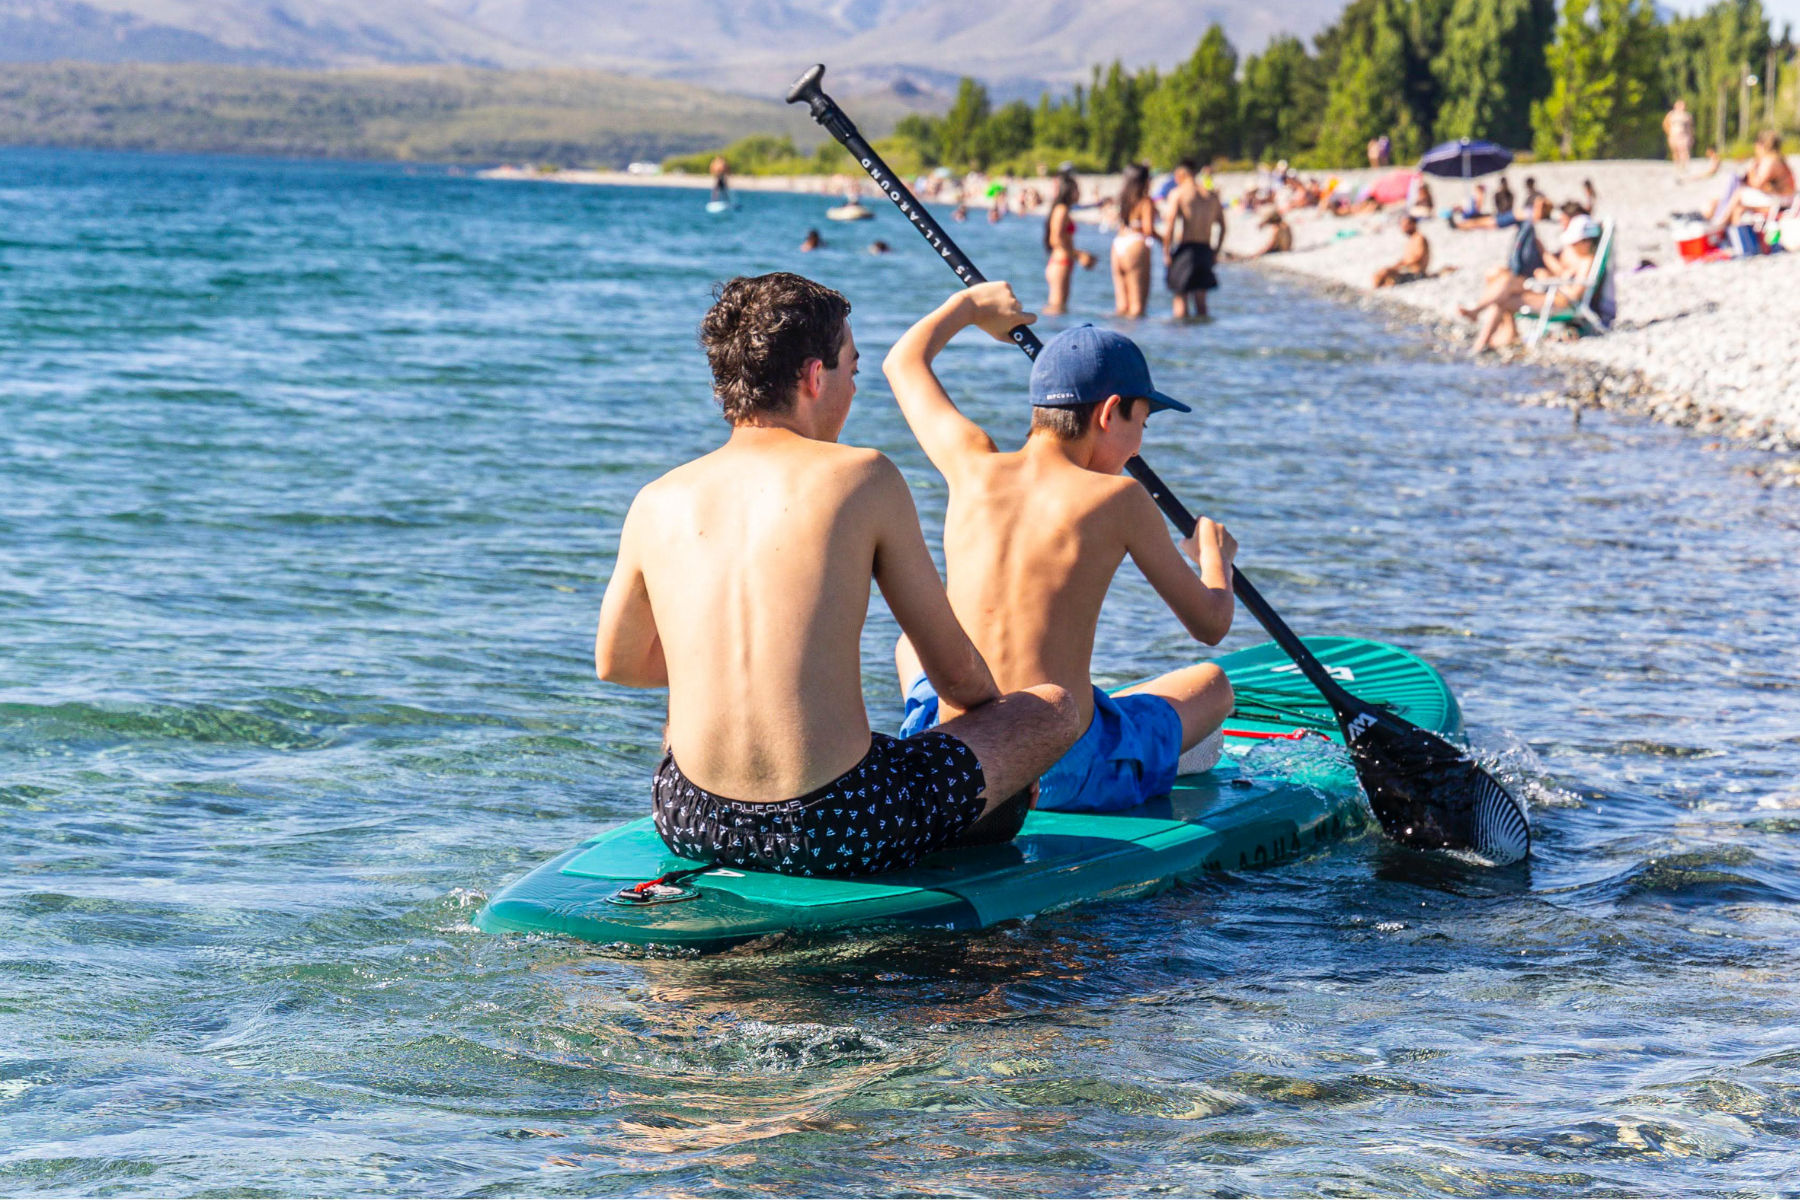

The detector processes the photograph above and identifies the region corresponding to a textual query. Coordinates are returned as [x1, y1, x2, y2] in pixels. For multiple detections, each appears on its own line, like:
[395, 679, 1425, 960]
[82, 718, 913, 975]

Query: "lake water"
[3, 149, 1799, 1196]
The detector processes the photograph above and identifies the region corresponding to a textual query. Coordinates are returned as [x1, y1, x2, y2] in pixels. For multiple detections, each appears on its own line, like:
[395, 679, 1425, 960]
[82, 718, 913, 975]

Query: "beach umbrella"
[1359, 168, 1418, 204]
[1418, 138, 1513, 181]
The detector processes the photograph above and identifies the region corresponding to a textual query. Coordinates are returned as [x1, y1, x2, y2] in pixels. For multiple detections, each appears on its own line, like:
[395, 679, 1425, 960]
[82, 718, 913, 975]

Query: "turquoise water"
[4, 149, 1799, 1196]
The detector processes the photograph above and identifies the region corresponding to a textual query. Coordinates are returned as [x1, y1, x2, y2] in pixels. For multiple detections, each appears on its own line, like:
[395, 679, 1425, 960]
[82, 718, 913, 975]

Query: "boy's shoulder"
[1026, 456, 1151, 520]
[649, 437, 898, 499]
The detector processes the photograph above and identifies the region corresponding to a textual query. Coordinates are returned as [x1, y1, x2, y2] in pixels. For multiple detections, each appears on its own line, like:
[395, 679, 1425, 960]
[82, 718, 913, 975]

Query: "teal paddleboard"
[476, 637, 1460, 952]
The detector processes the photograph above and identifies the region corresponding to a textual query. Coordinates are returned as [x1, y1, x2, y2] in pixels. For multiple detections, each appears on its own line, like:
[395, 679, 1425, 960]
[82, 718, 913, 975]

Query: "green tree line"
[852, 0, 1792, 172]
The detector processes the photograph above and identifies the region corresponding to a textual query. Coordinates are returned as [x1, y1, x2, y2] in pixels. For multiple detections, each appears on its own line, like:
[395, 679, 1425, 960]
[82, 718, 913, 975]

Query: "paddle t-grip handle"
[787, 63, 1358, 718]
[785, 65, 1042, 358]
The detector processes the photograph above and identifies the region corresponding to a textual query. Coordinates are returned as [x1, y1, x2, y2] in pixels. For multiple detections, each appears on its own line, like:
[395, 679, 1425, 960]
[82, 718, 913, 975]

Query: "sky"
[1667, 0, 1800, 32]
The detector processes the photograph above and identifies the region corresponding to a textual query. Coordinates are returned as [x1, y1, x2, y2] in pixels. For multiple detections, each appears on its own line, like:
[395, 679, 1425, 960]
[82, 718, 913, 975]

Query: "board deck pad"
[477, 638, 1461, 951]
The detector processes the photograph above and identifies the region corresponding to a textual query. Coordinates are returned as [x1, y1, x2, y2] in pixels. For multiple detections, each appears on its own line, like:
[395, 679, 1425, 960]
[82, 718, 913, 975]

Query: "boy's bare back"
[940, 452, 1149, 724]
[612, 429, 904, 799]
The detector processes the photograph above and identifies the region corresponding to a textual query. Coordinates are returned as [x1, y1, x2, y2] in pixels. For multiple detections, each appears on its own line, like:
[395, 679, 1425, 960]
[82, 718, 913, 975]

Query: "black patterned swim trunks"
[651, 731, 988, 877]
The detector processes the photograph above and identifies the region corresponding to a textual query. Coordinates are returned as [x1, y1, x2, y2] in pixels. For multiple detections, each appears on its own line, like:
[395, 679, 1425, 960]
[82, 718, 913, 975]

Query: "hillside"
[1, 0, 1347, 98]
[0, 61, 820, 164]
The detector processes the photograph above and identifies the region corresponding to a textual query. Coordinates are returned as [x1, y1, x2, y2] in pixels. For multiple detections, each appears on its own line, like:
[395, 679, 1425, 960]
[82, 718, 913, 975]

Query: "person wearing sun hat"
[883, 284, 1242, 812]
[1549, 214, 1614, 327]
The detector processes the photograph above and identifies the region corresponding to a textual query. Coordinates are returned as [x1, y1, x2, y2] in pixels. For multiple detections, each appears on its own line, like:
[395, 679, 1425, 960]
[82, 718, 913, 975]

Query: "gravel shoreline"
[1208, 159, 1800, 456]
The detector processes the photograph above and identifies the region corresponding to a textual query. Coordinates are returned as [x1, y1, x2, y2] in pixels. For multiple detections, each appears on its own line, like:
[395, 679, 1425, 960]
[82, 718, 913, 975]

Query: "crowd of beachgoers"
[897, 147, 1800, 453]
[483, 144, 1800, 454]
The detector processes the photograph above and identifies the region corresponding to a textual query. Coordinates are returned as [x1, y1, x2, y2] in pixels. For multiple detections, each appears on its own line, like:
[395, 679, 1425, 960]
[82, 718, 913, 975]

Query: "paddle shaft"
[785, 65, 1363, 717]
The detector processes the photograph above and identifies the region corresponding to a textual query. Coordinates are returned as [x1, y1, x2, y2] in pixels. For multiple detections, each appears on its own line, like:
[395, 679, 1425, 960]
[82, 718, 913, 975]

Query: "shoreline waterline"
[482, 159, 1800, 455]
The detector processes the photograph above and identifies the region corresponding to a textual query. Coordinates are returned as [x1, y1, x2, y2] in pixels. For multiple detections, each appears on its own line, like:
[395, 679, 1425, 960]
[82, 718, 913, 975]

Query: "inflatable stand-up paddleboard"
[477, 637, 1460, 952]
[705, 199, 732, 214]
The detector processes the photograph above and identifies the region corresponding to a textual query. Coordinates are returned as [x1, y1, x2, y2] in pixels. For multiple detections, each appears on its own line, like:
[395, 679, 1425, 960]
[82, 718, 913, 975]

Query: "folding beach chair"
[1521, 218, 1614, 347]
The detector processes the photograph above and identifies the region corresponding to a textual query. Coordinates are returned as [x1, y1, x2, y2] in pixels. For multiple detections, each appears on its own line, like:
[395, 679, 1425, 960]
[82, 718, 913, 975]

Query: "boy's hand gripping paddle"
[787, 64, 1530, 866]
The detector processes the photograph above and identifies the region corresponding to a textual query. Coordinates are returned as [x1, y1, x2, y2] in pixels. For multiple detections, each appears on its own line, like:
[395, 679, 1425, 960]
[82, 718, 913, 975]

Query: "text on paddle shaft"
[860, 155, 977, 285]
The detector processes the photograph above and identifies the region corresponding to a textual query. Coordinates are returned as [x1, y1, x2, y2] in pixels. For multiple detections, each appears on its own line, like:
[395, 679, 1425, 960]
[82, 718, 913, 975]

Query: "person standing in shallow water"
[1110, 163, 1157, 317]
[1043, 171, 1093, 314]
[594, 272, 1078, 878]
[1161, 160, 1224, 318]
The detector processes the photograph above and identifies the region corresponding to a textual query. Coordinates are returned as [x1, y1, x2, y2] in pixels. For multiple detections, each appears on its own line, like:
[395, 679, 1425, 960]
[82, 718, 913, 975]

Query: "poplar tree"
[1086, 60, 1142, 170]
[1532, 0, 1663, 159]
[1316, 0, 1425, 165]
[1433, 0, 1557, 146]
[1141, 25, 1242, 166]
[940, 77, 992, 166]
[1240, 35, 1326, 159]
[1034, 86, 1088, 155]
[983, 99, 1035, 165]
[1661, 0, 1771, 151]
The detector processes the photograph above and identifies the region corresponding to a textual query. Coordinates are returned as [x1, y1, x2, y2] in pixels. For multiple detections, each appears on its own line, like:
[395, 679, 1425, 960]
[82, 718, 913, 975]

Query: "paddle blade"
[1345, 714, 1531, 865]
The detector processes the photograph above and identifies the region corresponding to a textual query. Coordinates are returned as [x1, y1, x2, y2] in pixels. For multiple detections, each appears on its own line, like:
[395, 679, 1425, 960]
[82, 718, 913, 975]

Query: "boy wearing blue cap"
[885, 283, 1238, 813]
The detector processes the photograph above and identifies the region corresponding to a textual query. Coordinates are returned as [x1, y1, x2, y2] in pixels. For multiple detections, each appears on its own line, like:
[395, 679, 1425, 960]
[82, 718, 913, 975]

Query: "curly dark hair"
[698, 273, 851, 424]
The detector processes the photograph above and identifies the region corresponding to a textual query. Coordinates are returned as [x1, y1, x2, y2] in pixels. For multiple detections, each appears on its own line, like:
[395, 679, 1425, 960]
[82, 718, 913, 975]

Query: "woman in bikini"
[1043, 171, 1093, 314]
[1109, 163, 1157, 317]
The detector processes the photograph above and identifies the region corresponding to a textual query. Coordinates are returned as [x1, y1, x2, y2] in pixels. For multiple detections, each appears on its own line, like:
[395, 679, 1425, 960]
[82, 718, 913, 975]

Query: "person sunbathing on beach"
[1467, 216, 1611, 353]
[1226, 210, 1292, 260]
[1456, 183, 1488, 221]
[595, 272, 1078, 878]
[1408, 181, 1436, 220]
[1372, 215, 1431, 287]
[1707, 131, 1796, 230]
[1454, 179, 1519, 229]
[883, 284, 1239, 814]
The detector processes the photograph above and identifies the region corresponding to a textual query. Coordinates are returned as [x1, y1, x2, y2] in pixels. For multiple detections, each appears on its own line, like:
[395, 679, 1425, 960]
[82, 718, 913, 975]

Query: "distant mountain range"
[0, 0, 1347, 100]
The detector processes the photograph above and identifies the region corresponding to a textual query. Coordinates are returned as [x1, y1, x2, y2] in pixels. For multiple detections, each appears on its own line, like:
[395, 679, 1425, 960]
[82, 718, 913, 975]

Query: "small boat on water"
[826, 202, 873, 221]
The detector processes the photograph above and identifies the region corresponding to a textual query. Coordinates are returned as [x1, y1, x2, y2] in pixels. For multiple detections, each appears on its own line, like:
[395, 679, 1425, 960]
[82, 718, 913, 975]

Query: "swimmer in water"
[868, 240, 891, 255]
[800, 229, 823, 252]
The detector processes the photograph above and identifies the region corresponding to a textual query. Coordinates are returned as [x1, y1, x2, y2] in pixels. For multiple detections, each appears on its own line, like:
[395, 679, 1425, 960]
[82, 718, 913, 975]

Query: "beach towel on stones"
[476, 636, 1463, 952]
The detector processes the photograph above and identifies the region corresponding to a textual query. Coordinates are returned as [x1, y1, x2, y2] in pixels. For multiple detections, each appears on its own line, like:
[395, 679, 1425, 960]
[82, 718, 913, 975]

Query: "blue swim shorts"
[898, 676, 1183, 813]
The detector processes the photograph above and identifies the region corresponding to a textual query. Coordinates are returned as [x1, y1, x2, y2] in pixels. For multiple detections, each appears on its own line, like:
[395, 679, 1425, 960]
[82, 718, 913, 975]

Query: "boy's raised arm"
[882, 282, 1035, 479]
[1120, 486, 1236, 646]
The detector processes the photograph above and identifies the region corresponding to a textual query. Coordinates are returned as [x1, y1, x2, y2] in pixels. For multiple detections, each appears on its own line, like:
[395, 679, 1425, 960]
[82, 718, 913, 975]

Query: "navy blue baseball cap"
[1028, 325, 1190, 413]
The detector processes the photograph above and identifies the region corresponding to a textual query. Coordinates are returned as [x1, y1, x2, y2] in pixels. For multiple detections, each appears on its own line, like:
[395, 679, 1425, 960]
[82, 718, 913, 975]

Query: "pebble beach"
[1206, 159, 1800, 456]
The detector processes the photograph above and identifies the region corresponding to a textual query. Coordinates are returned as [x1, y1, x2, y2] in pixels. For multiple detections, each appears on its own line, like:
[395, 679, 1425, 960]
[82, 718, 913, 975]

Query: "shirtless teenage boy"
[886, 284, 1239, 813]
[1161, 161, 1225, 318]
[595, 273, 1078, 877]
